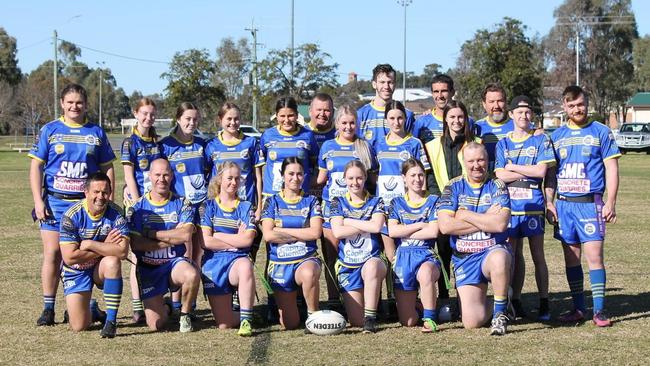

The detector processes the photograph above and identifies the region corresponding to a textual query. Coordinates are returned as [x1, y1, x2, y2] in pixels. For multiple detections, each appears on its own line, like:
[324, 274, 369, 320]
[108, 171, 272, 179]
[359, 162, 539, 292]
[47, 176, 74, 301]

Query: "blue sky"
[3, 0, 649, 96]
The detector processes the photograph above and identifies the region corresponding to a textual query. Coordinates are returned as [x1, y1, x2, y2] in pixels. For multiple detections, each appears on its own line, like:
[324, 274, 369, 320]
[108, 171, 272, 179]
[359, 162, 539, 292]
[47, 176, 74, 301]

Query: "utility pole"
[245, 21, 261, 129]
[97, 62, 105, 127]
[290, 0, 295, 96]
[53, 30, 58, 118]
[398, 0, 412, 104]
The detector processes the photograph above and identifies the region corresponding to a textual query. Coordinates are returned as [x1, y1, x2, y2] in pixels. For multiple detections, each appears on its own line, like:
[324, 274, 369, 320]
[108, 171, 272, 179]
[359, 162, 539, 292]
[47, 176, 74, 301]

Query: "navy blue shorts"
[268, 257, 321, 292]
[555, 197, 606, 244]
[138, 257, 190, 299]
[452, 244, 511, 287]
[41, 195, 79, 232]
[201, 251, 250, 296]
[509, 215, 544, 238]
[392, 247, 440, 291]
[62, 264, 102, 295]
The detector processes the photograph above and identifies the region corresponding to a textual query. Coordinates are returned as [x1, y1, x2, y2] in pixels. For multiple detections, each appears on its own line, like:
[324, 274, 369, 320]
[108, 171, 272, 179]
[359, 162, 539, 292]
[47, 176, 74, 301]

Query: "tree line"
[1, 0, 649, 135]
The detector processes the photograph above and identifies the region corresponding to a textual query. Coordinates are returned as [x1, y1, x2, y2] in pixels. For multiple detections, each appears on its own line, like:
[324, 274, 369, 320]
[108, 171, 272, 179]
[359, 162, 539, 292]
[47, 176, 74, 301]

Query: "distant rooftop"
[628, 92, 650, 107]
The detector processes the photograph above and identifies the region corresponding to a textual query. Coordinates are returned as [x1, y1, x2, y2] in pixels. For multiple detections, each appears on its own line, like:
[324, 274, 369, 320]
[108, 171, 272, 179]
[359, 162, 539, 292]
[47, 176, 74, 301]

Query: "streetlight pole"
[53, 30, 58, 118]
[398, 0, 412, 104]
[246, 20, 260, 130]
[96, 61, 105, 127]
[290, 0, 295, 96]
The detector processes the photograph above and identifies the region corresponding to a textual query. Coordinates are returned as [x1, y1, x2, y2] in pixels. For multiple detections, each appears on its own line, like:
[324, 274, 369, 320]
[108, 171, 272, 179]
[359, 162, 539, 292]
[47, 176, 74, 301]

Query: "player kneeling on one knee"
[127, 159, 200, 333]
[261, 157, 323, 331]
[437, 142, 513, 336]
[330, 160, 387, 333]
[59, 172, 130, 338]
[386, 158, 442, 333]
[199, 162, 257, 336]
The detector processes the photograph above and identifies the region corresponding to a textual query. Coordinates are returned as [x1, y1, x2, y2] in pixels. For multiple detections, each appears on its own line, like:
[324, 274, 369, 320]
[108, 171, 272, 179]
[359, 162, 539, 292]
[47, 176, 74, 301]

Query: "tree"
[452, 17, 545, 117]
[162, 49, 224, 121]
[544, 0, 638, 122]
[0, 27, 21, 86]
[633, 35, 650, 91]
[258, 43, 339, 102]
[214, 37, 251, 100]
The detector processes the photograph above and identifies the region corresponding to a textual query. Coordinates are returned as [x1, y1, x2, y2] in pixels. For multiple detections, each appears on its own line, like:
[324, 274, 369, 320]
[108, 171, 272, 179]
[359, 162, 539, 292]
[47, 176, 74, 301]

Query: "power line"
[59, 38, 170, 65]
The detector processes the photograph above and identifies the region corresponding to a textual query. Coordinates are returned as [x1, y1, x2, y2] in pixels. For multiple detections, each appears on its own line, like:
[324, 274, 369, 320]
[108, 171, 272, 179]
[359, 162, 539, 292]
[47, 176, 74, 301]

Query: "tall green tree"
[0, 27, 21, 86]
[258, 43, 339, 103]
[452, 17, 544, 117]
[214, 37, 251, 100]
[544, 0, 638, 121]
[162, 49, 224, 121]
[633, 35, 650, 91]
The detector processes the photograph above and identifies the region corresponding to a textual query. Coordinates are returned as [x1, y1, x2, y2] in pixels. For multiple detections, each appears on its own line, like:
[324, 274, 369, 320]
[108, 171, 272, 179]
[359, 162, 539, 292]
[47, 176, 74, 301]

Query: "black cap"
[509, 95, 533, 111]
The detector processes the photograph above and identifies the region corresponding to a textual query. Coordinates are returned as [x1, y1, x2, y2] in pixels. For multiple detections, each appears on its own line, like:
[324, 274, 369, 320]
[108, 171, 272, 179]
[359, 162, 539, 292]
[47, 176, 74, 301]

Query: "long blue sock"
[44, 295, 55, 311]
[589, 269, 606, 313]
[240, 308, 253, 322]
[493, 296, 507, 318]
[566, 265, 586, 312]
[423, 309, 438, 321]
[173, 300, 182, 311]
[103, 278, 123, 322]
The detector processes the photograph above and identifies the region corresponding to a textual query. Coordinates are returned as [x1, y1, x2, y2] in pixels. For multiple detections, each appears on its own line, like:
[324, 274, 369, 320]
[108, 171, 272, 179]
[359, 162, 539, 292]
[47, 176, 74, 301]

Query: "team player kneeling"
[31, 81, 620, 337]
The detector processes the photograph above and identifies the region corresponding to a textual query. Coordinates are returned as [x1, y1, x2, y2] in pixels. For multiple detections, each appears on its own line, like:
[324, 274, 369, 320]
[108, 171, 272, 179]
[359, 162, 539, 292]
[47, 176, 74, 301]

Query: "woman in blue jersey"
[120, 97, 161, 323]
[29, 83, 116, 326]
[317, 105, 377, 302]
[260, 97, 318, 198]
[160, 102, 208, 262]
[199, 161, 257, 336]
[261, 157, 323, 330]
[386, 158, 441, 332]
[330, 160, 387, 333]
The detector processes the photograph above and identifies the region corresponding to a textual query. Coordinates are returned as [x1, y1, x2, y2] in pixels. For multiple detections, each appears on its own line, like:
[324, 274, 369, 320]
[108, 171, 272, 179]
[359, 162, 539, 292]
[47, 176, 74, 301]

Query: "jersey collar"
[133, 126, 154, 142]
[335, 136, 354, 146]
[463, 175, 487, 189]
[277, 125, 301, 136]
[280, 190, 303, 204]
[486, 116, 510, 128]
[567, 120, 593, 129]
[171, 128, 194, 145]
[146, 191, 172, 206]
[386, 132, 412, 146]
[218, 130, 243, 146]
[345, 191, 369, 208]
[507, 130, 533, 143]
[370, 100, 387, 112]
[83, 200, 107, 220]
[404, 192, 429, 208]
[215, 197, 240, 212]
[308, 121, 334, 135]
[58, 116, 87, 128]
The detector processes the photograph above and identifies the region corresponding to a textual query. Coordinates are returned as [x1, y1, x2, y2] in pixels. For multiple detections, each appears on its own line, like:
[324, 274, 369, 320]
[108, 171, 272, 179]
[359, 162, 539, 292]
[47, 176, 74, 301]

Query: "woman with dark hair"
[261, 157, 323, 330]
[259, 97, 318, 198]
[424, 99, 479, 307]
[29, 83, 116, 326]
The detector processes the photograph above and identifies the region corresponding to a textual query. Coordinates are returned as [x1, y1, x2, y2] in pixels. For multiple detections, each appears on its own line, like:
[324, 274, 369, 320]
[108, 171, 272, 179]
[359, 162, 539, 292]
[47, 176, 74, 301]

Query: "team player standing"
[29, 75, 621, 337]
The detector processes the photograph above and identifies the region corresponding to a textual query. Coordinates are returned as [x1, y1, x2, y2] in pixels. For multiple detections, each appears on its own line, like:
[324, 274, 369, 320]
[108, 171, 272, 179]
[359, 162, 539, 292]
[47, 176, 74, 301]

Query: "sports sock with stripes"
[240, 308, 253, 322]
[493, 296, 507, 317]
[132, 299, 144, 312]
[364, 308, 377, 320]
[566, 265, 586, 312]
[43, 295, 55, 311]
[589, 269, 606, 312]
[103, 278, 123, 322]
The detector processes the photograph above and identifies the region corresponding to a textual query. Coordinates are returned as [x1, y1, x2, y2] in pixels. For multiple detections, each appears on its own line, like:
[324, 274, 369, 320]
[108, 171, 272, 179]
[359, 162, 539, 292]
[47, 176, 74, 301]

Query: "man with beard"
[545, 86, 620, 327]
[473, 84, 514, 171]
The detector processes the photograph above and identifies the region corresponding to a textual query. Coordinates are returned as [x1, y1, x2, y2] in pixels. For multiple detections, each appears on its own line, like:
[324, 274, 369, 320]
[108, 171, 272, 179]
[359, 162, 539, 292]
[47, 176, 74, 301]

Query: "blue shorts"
[268, 257, 321, 292]
[41, 195, 79, 231]
[393, 247, 440, 291]
[322, 200, 332, 229]
[554, 197, 606, 244]
[138, 257, 189, 299]
[335, 256, 385, 293]
[452, 244, 511, 287]
[201, 251, 250, 296]
[509, 215, 544, 238]
[62, 264, 102, 296]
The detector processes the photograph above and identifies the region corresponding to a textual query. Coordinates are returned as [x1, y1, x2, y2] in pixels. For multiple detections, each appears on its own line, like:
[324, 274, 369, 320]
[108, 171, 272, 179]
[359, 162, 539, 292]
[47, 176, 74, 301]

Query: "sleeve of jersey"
[179, 200, 195, 225]
[387, 200, 400, 222]
[493, 180, 511, 211]
[240, 202, 258, 231]
[198, 201, 212, 230]
[429, 196, 439, 222]
[414, 141, 431, 171]
[27, 125, 49, 162]
[317, 142, 327, 170]
[126, 205, 143, 236]
[405, 110, 416, 133]
[437, 184, 458, 214]
[258, 133, 268, 166]
[114, 213, 130, 238]
[253, 139, 265, 167]
[310, 197, 323, 219]
[329, 197, 343, 218]
[59, 214, 80, 245]
[203, 144, 213, 181]
[260, 196, 276, 221]
[537, 136, 556, 165]
[601, 128, 622, 160]
[98, 129, 117, 166]
[368, 143, 379, 171]
[494, 140, 506, 170]
[309, 132, 319, 159]
[120, 138, 134, 164]
[373, 197, 386, 215]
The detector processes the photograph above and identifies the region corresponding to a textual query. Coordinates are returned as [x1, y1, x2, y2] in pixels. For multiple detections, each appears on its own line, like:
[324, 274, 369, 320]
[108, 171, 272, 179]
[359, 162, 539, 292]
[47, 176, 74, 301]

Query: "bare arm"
[274, 217, 323, 242]
[123, 164, 141, 203]
[602, 158, 619, 223]
[409, 221, 439, 240]
[149, 223, 194, 245]
[213, 224, 257, 249]
[505, 162, 548, 179]
[494, 169, 527, 183]
[455, 205, 510, 233]
[387, 220, 427, 239]
[200, 227, 237, 251]
[60, 243, 101, 265]
[100, 163, 115, 201]
[29, 159, 46, 220]
[438, 210, 482, 236]
[316, 168, 328, 186]
[79, 229, 130, 259]
[344, 213, 385, 234]
[330, 216, 362, 239]
[261, 219, 298, 244]
[544, 165, 558, 224]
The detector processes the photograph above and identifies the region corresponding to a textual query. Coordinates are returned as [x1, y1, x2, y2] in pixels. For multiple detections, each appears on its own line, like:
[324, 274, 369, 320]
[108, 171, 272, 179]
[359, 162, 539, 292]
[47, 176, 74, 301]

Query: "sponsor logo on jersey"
[55, 144, 65, 154]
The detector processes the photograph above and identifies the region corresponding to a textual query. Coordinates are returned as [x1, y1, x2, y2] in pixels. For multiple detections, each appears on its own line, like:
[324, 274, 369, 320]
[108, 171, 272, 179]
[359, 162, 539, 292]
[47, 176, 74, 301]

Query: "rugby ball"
[438, 304, 453, 323]
[305, 310, 346, 335]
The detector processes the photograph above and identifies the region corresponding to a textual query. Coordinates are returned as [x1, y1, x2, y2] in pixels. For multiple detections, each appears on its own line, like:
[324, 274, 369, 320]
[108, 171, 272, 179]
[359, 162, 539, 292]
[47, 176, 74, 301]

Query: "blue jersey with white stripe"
[120, 128, 161, 195]
[437, 176, 511, 254]
[205, 131, 264, 204]
[199, 198, 257, 255]
[160, 134, 208, 204]
[259, 126, 318, 196]
[412, 112, 445, 144]
[388, 194, 439, 248]
[495, 132, 555, 215]
[127, 193, 195, 265]
[318, 137, 378, 202]
[550, 121, 621, 197]
[474, 117, 515, 167]
[330, 193, 384, 266]
[60, 201, 129, 270]
[374, 133, 431, 204]
[28, 118, 116, 197]
[261, 192, 322, 263]
[356, 101, 415, 147]
[304, 122, 336, 148]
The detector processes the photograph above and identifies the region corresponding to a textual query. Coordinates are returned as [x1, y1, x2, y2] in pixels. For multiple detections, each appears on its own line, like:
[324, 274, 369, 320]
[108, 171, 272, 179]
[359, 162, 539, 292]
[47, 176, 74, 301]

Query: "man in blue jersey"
[305, 93, 336, 148]
[412, 74, 455, 144]
[59, 172, 129, 338]
[473, 84, 514, 170]
[545, 86, 620, 327]
[357, 64, 415, 147]
[437, 142, 512, 336]
[127, 158, 201, 332]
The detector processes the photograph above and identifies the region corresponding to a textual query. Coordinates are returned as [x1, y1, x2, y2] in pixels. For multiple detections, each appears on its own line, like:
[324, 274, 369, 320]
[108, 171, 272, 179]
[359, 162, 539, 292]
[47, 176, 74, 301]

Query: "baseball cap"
[509, 95, 533, 111]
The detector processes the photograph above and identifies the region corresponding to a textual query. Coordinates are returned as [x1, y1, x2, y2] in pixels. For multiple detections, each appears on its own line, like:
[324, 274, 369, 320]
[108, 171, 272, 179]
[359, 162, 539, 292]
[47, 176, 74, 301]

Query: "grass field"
[1, 151, 649, 365]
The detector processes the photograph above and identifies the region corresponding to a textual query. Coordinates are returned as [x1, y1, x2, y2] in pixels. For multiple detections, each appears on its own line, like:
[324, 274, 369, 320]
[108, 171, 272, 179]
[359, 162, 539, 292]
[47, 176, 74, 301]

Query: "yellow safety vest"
[425, 137, 481, 190]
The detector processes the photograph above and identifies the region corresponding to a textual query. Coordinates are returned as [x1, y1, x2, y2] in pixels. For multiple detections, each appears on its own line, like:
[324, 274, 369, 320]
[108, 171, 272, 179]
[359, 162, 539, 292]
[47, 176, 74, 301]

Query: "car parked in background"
[616, 122, 650, 154]
[193, 129, 215, 140]
[240, 125, 261, 139]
